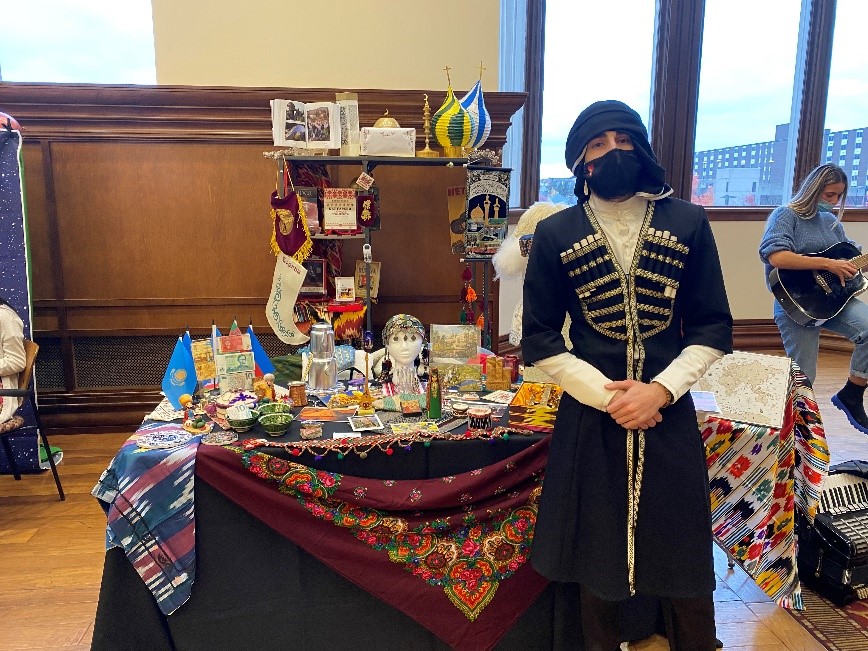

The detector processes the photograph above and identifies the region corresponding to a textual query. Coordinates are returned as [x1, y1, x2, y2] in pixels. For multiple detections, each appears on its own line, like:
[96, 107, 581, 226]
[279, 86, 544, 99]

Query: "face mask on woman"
[817, 200, 836, 213]
[583, 149, 641, 200]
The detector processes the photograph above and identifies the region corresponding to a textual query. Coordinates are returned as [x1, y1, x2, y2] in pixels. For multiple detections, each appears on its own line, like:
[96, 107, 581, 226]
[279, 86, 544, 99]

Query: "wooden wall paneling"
[0, 84, 525, 151]
[0, 82, 524, 432]
[38, 140, 77, 390]
[49, 142, 276, 303]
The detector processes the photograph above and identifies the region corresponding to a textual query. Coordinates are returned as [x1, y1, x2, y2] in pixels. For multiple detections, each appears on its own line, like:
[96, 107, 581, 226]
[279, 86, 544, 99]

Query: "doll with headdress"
[377, 314, 427, 396]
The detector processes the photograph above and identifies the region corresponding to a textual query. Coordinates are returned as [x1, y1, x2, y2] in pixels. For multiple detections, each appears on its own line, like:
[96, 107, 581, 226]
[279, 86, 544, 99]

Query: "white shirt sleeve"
[651, 344, 724, 402]
[531, 352, 617, 412]
[0, 308, 26, 379]
[532, 344, 723, 412]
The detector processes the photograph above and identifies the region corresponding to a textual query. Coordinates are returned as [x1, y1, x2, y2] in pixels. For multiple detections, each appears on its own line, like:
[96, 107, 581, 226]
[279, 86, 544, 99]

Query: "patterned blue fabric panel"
[92, 423, 199, 615]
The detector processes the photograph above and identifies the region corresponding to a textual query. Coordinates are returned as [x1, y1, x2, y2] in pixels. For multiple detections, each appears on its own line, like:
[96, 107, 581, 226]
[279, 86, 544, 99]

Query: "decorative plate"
[136, 429, 194, 450]
[200, 431, 239, 446]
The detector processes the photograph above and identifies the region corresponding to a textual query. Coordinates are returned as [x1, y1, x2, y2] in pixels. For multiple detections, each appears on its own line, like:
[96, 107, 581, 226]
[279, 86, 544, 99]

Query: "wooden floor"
[0, 350, 864, 650]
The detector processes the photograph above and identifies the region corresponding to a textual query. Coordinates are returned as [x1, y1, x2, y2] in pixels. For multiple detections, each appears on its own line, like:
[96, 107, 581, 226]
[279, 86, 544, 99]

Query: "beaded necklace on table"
[237, 425, 536, 461]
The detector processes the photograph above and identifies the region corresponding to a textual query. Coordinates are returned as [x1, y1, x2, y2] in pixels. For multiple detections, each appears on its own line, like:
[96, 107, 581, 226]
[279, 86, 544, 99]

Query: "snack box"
[508, 382, 562, 433]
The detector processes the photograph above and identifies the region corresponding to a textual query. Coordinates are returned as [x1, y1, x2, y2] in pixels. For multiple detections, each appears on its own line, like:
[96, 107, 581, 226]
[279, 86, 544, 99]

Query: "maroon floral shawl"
[196, 438, 550, 651]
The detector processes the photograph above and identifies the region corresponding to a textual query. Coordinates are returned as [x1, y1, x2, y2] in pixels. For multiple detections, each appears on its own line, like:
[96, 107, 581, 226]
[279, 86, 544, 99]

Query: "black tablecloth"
[92, 416, 661, 650]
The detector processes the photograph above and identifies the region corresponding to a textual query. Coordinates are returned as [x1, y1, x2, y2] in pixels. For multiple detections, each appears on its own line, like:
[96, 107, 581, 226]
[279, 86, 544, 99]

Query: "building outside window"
[535, 0, 865, 208]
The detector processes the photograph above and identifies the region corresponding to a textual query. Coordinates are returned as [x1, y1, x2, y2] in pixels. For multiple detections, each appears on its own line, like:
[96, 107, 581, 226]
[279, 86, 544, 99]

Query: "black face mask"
[583, 149, 642, 200]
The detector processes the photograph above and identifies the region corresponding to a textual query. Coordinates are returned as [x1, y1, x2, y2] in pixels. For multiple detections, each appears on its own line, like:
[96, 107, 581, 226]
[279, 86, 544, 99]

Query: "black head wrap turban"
[564, 100, 667, 201]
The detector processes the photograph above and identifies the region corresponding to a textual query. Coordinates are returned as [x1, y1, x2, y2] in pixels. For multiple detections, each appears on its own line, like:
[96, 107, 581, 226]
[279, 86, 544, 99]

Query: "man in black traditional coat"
[522, 100, 733, 650]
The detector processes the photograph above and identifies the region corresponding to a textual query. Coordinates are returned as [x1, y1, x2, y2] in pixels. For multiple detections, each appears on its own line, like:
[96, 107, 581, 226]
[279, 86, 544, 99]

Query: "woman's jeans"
[774, 297, 868, 385]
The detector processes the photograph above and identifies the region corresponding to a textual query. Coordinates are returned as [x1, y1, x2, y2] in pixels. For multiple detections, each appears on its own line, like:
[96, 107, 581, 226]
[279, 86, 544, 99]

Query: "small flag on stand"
[162, 337, 198, 409]
[247, 323, 275, 376]
[211, 322, 222, 356]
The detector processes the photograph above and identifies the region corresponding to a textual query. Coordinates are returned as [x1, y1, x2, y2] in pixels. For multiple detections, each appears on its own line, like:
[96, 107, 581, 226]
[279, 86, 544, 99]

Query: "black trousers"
[580, 584, 717, 651]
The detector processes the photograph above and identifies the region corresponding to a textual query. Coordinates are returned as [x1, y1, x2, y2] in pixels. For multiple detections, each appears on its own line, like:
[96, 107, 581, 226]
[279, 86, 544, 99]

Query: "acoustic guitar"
[769, 241, 868, 326]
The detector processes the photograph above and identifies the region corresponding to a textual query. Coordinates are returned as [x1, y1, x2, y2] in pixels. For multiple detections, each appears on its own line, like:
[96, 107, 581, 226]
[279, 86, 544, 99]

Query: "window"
[692, 0, 801, 206]
[825, 0, 868, 206]
[537, 0, 655, 204]
[0, 1, 155, 84]
[516, 0, 864, 212]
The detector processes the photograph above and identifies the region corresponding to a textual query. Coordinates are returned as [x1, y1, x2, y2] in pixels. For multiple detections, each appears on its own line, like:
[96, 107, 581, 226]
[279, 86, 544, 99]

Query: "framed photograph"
[301, 257, 327, 295]
[335, 276, 356, 302]
[430, 324, 480, 362]
[305, 102, 341, 149]
[354, 260, 381, 299]
[348, 414, 384, 432]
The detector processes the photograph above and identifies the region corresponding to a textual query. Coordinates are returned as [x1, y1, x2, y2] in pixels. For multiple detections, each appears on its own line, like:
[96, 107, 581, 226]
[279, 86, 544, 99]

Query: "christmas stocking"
[266, 253, 309, 345]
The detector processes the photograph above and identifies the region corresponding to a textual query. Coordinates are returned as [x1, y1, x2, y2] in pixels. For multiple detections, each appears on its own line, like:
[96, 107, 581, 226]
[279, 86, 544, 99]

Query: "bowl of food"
[258, 412, 294, 436]
[258, 401, 293, 416]
[227, 409, 260, 432]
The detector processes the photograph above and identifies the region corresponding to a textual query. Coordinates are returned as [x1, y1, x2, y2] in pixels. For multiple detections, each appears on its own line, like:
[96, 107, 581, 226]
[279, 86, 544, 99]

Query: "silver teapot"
[307, 322, 337, 391]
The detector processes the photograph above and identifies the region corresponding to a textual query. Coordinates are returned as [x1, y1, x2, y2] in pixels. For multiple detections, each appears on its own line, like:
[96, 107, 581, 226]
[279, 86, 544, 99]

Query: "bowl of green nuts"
[258, 412, 294, 436]
[258, 401, 293, 416]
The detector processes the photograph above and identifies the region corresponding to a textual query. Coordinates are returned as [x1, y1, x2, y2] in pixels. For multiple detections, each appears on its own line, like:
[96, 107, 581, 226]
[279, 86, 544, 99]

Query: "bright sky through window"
[540, 1, 654, 180]
[0, 1, 156, 85]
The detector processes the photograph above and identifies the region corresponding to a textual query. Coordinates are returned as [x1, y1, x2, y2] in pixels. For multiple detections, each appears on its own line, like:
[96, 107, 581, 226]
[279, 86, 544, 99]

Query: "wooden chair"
[0, 340, 64, 500]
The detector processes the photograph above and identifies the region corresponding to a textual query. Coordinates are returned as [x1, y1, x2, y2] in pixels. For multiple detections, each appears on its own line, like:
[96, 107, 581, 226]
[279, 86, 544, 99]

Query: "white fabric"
[532, 196, 724, 410]
[533, 352, 617, 411]
[0, 304, 26, 423]
[359, 128, 416, 157]
[266, 254, 310, 345]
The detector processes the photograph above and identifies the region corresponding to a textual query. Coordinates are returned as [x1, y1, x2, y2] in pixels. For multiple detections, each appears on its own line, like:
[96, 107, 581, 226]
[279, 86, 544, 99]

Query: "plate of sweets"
[201, 431, 239, 446]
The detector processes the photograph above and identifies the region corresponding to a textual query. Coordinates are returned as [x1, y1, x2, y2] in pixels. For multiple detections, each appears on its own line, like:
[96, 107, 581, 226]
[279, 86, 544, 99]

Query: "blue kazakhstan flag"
[162, 336, 197, 408]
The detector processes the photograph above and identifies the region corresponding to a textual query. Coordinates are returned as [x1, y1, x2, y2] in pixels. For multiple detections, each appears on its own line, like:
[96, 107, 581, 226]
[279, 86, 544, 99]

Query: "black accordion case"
[797, 460, 868, 606]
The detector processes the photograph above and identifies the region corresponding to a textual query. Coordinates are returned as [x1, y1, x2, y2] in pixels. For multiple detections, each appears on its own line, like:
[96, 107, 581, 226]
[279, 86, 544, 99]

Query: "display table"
[91, 368, 828, 649]
[701, 364, 829, 609]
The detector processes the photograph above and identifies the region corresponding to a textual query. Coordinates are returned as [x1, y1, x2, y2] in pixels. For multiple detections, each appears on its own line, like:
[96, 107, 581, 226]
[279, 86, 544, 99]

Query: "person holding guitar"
[759, 163, 868, 434]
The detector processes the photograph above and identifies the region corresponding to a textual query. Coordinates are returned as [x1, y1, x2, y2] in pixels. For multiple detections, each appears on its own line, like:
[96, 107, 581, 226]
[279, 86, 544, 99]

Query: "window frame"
[518, 0, 867, 219]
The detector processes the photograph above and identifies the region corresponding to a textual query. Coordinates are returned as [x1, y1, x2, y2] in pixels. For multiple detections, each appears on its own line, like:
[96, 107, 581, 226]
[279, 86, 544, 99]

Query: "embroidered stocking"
[266, 253, 309, 344]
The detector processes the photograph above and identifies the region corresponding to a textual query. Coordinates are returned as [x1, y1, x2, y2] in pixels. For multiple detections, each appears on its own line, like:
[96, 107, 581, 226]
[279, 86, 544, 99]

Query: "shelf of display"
[270, 153, 468, 171]
[270, 153, 498, 341]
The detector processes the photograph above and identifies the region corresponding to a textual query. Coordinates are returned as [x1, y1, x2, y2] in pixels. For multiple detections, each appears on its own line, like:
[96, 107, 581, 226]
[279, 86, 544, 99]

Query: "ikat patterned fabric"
[703, 365, 829, 608]
[91, 423, 199, 615]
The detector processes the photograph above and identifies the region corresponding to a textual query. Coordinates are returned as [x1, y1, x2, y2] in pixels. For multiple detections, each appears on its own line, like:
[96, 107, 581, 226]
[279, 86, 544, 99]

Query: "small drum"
[467, 406, 492, 431]
[450, 401, 470, 416]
